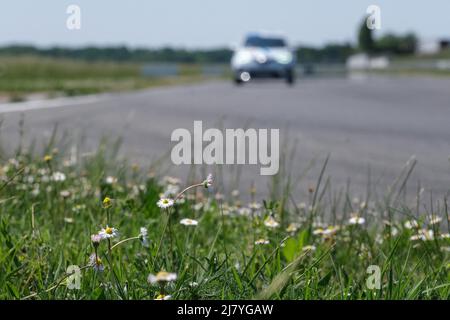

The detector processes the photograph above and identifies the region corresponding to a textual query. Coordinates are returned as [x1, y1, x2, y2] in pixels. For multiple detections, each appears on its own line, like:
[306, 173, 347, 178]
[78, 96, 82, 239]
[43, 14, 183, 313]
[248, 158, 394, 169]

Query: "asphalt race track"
[1, 75, 449, 201]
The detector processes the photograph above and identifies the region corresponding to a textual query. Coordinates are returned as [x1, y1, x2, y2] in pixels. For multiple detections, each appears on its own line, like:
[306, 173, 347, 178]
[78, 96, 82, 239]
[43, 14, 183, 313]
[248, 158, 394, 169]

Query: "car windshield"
[244, 36, 286, 48]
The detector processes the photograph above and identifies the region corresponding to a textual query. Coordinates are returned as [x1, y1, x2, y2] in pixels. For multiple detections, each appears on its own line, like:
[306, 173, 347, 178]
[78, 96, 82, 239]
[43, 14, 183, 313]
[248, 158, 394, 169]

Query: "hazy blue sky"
[1, 1, 449, 48]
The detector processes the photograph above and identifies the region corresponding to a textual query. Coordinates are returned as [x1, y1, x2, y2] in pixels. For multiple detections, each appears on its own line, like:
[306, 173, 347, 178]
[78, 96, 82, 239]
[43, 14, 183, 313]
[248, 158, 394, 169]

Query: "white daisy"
[180, 218, 198, 226]
[155, 294, 172, 300]
[286, 223, 300, 233]
[203, 174, 213, 188]
[98, 226, 119, 239]
[91, 234, 102, 246]
[249, 202, 262, 210]
[404, 219, 419, 229]
[429, 216, 442, 225]
[264, 216, 280, 228]
[255, 239, 270, 245]
[410, 229, 434, 241]
[105, 176, 117, 184]
[302, 245, 317, 252]
[60, 190, 71, 198]
[313, 228, 324, 235]
[239, 207, 252, 216]
[89, 253, 104, 272]
[349, 215, 365, 225]
[148, 271, 177, 284]
[322, 225, 340, 236]
[157, 198, 174, 209]
[51, 171, 66, 182]
[64, 217, 74, 223]
[139, 227, 149, 247]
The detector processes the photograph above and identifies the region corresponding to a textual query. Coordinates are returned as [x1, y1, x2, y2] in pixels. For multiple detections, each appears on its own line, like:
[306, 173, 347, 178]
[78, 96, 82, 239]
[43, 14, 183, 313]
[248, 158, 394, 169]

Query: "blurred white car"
[231, 33, 296, 85]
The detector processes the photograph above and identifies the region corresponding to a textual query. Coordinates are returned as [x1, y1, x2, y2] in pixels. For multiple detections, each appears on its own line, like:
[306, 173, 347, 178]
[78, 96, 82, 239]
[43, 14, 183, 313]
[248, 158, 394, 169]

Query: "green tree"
[376, 33, 417, 55]
[358, 19, 375, 54]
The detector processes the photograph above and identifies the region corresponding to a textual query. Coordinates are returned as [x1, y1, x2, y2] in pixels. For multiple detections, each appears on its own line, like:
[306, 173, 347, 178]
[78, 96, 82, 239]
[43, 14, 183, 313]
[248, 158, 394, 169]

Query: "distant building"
[417, 39, 450, 55]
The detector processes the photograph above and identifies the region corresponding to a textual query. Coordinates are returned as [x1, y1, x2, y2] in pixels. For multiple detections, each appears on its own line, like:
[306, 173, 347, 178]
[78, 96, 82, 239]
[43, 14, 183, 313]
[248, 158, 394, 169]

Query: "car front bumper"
[232, 60, 294, 78]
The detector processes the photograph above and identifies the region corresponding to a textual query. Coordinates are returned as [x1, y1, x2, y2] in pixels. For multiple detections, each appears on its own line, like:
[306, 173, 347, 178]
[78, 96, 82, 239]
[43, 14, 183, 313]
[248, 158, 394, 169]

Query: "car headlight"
[274, 51, 293, 64]
[234, 51, 253, 65]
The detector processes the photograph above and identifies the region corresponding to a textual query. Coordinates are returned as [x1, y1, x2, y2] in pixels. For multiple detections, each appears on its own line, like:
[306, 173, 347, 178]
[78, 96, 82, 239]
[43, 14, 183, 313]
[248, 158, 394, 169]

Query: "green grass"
[0, 56, 213, 101]
[0, 134, 448, 300]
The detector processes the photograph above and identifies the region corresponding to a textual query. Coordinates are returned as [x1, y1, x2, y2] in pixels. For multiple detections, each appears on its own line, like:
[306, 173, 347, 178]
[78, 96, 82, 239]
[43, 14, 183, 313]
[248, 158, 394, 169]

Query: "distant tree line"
[0, 29, 418, 64]
[0, 44, 357, 64]
[0, 45, 234, 63]
[296, 43, 355, 63]
[358, 20, 417, 55]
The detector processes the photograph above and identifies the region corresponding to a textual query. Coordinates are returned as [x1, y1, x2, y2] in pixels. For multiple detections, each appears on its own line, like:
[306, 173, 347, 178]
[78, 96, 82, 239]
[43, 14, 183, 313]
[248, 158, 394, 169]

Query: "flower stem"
[153, 209, 171, 269]
[110, 236, 140, 250]
[175, 183, 203, 200]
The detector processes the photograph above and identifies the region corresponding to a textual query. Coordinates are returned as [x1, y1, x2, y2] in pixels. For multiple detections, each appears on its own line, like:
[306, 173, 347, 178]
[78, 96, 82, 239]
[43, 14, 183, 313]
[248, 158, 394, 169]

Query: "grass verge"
[0, 132, 448, 300]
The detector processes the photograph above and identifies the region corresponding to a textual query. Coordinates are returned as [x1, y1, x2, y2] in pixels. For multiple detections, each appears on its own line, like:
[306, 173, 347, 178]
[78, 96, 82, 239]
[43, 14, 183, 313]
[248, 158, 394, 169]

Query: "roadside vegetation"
[0, 131, 448, 300]
[0, 56, 215, 102]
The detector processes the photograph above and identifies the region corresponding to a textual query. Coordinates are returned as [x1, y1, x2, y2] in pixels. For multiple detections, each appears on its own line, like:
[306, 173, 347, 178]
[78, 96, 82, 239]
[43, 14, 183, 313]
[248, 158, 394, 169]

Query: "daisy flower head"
[322, 225, 340, 237]
[349, 214, 365, 225]
[249, 202, 262, 211]
[239, 207, 251, 216]
[155, 294, 172, 300]
[286, 223, 300, 233]
[180, 218, 199, 226]
[404, 219, 419, 229]
[98, 226, 119, 239]
[410, 229, 434, 241]
[89, 253, 104, 272]
[91, 234, 102, 247]
[60, 190, 71, 198]
[64, 217, 74, 223]
[255, 239, 270, 245]
[102, 196, 112, 208]
[139, 227, 149, 247]
[51, 171, 66, 182]
[105, 176, 117, 185]
[428, 216, 442, 225]
[157, 197, 174, 209]
[148, 271, 177, 284]
[140, 227, 148, 237]
[264, 216, 280, 228]
[313, 228, 324, 235]
[302, 245, 317, 252]
[203, 174, 213, 188]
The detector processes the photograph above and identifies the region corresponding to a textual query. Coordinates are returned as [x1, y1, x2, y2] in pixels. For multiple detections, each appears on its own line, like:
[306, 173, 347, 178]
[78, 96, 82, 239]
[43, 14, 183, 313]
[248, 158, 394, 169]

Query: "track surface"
[1, 75, 449, 200]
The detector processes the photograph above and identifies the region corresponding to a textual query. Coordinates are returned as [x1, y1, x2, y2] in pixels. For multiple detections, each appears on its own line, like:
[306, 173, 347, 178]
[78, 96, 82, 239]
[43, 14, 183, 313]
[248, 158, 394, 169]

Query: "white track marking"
[0, 94, 108, 114]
